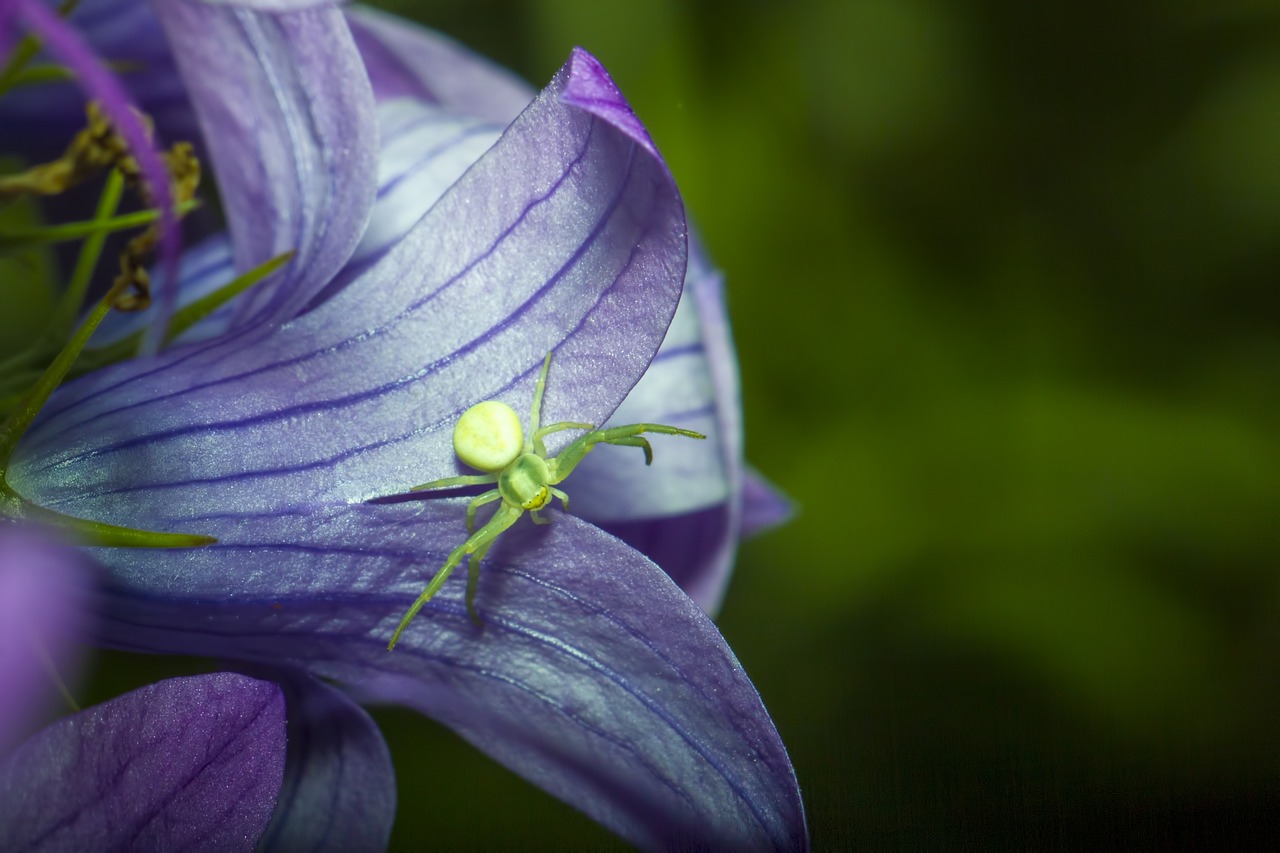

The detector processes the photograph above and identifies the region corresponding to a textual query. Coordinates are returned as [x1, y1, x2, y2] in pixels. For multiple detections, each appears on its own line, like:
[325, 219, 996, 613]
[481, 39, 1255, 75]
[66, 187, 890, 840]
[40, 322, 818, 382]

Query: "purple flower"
[0, 528, 287, 848]
[2, 1, 803, 848]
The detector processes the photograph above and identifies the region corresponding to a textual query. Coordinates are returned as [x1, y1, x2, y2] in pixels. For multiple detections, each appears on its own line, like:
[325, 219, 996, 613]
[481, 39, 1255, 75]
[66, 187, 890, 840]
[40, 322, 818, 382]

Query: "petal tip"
[559, 46, 660, 159]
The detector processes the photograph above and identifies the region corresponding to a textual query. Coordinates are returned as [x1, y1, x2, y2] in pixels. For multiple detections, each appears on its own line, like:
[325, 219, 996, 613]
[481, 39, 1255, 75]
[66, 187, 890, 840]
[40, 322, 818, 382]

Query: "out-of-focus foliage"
[0, 161, 57, 359]
[79, 0, 1278, 847]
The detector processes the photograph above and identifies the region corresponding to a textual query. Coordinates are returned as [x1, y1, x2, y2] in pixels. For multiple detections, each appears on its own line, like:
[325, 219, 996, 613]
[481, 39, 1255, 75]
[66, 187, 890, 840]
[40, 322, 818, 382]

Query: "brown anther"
[0, 101, 154, 200]
[164, 142, 201, 205]
[112, 228, 156, 312]
[109, 140, 201, 312]
[0, 101, 201, 314]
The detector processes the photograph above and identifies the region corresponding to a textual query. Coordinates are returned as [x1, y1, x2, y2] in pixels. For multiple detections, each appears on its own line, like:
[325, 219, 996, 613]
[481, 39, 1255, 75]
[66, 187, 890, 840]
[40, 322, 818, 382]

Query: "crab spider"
[386, 351, 706, 650]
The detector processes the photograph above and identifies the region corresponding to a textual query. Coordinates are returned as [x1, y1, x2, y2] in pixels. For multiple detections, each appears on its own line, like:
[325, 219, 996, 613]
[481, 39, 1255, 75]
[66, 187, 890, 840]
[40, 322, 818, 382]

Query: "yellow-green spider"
[387, 351, 706, 649]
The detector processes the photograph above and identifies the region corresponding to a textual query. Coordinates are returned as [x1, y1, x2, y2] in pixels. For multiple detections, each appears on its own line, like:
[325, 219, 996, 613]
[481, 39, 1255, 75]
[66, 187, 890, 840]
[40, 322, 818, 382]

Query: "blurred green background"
[367, 0, 1280, 848]
[39, 0, 1275, 848]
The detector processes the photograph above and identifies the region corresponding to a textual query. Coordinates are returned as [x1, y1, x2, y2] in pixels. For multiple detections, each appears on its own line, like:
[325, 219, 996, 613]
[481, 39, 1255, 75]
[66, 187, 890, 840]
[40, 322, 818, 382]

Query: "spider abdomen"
[453, 400, 524, 472]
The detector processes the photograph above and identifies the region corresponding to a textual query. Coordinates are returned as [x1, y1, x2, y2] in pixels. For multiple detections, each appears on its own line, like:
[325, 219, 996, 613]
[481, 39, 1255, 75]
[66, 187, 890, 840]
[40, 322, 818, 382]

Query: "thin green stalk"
[0, 291, 112, 467]
[0, 197, 200, 252]
[54, 169, 125, 334]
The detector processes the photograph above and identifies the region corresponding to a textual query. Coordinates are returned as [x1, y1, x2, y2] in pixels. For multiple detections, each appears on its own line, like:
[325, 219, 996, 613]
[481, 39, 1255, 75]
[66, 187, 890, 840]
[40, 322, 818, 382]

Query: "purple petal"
[346, 4, 533, 122]
[599, 505, 734, 613]
[197, 0, 343, 9]
[572, 257, 733, 521]
[88, 503, 807, 851]
[92, 233, 237, 347]
[0, 673, 285, 850]
[0, 2, 14, 45]
[12, 0, 180, 315]
[576, 236, 746, 612]
[150, 0, 378, 330]
[14, 48, 686, 526]
[0, 527, 88, 751]
[741, 468, 795, 537]
[344, 98, 504, 273]
[560, 47, 660, 159]
[257, 672, 395, 852]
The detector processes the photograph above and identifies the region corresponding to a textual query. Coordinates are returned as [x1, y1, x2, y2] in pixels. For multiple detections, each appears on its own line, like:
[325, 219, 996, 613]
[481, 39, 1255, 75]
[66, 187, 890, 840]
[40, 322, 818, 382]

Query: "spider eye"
[453, 401, 524, 472]
[522, 487, 550, 511]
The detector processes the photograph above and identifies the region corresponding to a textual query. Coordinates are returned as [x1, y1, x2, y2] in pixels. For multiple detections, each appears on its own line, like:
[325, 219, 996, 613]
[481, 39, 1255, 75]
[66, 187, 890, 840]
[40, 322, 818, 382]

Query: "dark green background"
[367, 1, 1280, 848]
[53, 0, 1280, 848]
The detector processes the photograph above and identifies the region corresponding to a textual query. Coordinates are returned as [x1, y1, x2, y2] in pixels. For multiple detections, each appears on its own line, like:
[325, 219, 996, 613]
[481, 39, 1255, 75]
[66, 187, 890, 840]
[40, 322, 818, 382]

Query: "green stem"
[0, 485, 215, 548]
[0, 291, 111, 467]
[55, 169, 125, 335]
[0, 198, 200, 251]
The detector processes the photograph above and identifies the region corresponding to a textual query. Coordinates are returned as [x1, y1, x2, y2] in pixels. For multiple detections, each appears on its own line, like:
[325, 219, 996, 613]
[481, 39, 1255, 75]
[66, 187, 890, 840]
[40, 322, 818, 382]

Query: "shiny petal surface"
[258, 672, 396, 852]
[0, 673, 285, 851]
[343, 98, 503, 274]
[0, 527, 88, 751]
[89, 503, 806, 852]
[13, 48, 687, 528]
[347, 4, 532, 122]
[151, 0, 378, 329]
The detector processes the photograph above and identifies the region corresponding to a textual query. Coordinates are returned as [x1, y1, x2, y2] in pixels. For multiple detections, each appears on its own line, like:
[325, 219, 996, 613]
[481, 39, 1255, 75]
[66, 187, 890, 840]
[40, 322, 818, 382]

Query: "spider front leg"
[410, 473, 497, 492]
[549, 423, 706, 483]
[387, 502, 523, 650]
[531, 421, 592, 457]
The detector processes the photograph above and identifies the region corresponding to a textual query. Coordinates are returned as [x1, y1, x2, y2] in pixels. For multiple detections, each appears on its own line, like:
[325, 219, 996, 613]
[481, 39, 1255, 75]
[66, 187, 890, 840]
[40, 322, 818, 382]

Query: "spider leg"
[531, 420, 592, 457]
[528, 351, 553, 435]
[530, 509, 551, 526]
[550, 487, 570, 514]
[465, 546, 490, 626]
[549, 423, 705, 484]
[387, 503, 523, 650]
[410, 473, 497, 492]
[465, 489, 503, 533]
[600, 435, 654, 465]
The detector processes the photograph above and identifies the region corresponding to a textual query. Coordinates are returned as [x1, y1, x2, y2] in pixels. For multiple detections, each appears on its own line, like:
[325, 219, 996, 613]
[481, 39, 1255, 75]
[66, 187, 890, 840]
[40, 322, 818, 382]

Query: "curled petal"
[0, 526, 88, 751]
[151, 0, 378, 329]
[342, 98, 504, 275]
[257, 672, 396, 852]
[14, 48, 687, 526]
[88, 503, 807, 851]
[577, 237, 745, 612]
[574, 248, 735, 521]
[346, 4, 532, 122]
[0, 673, 285, 850]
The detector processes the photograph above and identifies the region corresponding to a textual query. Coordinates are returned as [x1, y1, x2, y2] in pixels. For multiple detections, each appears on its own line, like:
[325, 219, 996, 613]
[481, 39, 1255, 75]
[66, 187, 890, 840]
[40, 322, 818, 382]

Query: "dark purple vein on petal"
[30, 129, 643, 483]
[27, 121, 604, 454]
[39, 238, 648, 507]
[96, 546, 779, 844]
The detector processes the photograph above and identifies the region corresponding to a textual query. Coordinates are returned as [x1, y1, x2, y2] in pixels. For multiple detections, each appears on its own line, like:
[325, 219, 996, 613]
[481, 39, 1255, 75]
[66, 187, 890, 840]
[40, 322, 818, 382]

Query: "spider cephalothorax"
[387, 352, 705, 649]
